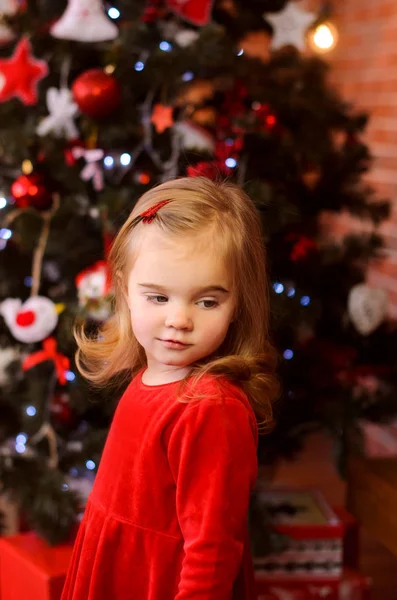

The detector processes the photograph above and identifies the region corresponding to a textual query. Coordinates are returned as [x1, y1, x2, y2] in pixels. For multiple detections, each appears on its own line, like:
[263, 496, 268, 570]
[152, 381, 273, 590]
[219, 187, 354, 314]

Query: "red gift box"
[254, 489, 344, 579]
[0, 532, 74, 600]
[256, 568, 372, 599]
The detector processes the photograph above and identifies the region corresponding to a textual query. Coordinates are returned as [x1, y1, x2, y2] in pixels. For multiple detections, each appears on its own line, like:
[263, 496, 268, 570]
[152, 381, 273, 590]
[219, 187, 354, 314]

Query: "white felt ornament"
[0, 0, 18, 45]
[0, 296, 58, 343]
[264, 1, 316, 51]
[348, 284, 388, 336]
[36, 87, 79, 139]
[174, 120, 215, 153]
[51, 0, 118, 43]
[72, 148, 104, 191]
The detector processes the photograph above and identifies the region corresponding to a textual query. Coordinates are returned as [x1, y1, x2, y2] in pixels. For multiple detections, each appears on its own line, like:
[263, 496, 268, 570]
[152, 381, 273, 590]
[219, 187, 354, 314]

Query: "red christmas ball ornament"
[11, 172, 53, 211]
[72, 69, 121, 119]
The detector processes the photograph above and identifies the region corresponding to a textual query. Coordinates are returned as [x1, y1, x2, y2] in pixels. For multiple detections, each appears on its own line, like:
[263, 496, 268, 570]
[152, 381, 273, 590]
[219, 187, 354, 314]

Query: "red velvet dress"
[61, 370, 259, 600]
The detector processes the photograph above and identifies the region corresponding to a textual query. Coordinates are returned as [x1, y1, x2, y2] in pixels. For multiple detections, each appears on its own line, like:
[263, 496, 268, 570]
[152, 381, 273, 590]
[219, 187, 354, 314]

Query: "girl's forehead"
[128, 228, 232, 288]
[134, 226, 221, 260]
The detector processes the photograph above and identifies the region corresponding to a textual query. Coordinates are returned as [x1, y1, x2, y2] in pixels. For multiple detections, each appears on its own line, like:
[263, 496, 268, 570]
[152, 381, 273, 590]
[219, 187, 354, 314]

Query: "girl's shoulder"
[184, 373, 256, 421]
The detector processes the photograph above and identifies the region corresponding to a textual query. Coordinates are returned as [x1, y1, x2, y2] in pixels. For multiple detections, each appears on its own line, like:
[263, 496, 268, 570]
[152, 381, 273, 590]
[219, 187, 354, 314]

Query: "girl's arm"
[167, 395, 258, 600]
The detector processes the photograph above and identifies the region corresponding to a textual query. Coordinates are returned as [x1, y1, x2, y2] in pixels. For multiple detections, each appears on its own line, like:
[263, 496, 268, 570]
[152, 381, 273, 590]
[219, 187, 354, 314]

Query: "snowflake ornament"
[36, 87, 79, 139]
[265, 1, 316, 51]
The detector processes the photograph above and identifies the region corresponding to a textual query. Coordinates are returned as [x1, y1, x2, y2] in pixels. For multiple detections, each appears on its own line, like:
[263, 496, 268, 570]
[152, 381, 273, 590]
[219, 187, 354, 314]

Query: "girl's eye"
[198, 299, 218, 309]
[147, 295, 168, 303]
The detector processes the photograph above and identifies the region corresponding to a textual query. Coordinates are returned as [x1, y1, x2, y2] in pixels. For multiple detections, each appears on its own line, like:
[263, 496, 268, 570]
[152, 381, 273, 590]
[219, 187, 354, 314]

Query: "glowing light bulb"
[120, 153, 132, 166]
[225, 158, 237, 168]
[108, 7, 120, 19]
[104, 156, 114, 168]
[159, 41, 172, 52]
[273, 282, 284, 294]
[310, 22, 338, 53]
[66, 371, 76, 382]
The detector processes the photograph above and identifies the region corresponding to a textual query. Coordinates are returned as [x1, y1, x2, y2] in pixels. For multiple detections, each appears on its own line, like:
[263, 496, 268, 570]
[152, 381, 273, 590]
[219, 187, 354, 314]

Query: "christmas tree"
[0, 0, 396, 546]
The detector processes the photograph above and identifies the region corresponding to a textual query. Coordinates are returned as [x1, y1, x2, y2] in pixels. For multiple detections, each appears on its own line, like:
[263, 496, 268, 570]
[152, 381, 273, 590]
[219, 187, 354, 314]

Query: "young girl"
[61, 176, 279, 600]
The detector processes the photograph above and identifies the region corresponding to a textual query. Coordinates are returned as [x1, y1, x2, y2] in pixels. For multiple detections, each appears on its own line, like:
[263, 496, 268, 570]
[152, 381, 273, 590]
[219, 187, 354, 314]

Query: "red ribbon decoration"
[22, 337, 70, 385]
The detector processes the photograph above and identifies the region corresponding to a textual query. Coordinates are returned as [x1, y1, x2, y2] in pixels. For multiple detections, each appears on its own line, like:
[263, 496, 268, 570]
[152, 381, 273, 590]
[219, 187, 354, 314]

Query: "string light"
[225, 158, 237, 169]
[22, 159, 33, 175]
[0, 228, 12, 240]
[26, 406, 37, 416]
[159, 41, 172, 52]
[182, 71, 194, 82]
[66, 371, 76, 382]
[104, 156, 114, 168]
[86, 460, 96, 471]
[283, 349, 294, 360]
[308, 22, 338, 53]
[287, 287, 296, 298]
[120, 153, 132, 166]
[24, 276, 33, 287]
[237, 49, 244, 56]
[0, 196, 7, 209]
[134, 61, 145, 72]
[107, 7, 120, 19]
[300, 295, 311, 306]
[104, 64, 116, 74]
[273, 282, 284, 294]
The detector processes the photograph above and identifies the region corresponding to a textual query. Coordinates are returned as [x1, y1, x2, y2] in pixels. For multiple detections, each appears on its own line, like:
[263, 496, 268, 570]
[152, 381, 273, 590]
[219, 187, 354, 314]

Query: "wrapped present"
[0, 493, 19, 536]
[332, 507, 359, 570]
[360, 420, 397, 457]
[256, 568, 372, 599]
[254, 489, 343, 579]
[0, 531, 74, 600]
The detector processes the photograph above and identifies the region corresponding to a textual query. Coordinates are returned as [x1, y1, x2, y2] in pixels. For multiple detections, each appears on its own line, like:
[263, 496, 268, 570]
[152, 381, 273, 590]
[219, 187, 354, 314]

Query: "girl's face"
[127, 227, 236, 384]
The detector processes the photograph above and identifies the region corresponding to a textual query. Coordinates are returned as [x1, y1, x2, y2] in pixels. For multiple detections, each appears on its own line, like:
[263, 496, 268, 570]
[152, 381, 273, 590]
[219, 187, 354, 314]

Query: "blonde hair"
[75, 177, 280, 432]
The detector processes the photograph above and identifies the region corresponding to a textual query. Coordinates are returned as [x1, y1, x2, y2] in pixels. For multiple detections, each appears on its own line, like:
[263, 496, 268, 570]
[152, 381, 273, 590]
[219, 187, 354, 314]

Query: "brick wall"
[308, 0, 397, 317]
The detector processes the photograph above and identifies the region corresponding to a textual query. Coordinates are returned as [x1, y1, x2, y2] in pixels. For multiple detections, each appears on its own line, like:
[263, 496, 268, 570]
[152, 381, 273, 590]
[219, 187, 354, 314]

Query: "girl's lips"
[159, 339, 191, 349]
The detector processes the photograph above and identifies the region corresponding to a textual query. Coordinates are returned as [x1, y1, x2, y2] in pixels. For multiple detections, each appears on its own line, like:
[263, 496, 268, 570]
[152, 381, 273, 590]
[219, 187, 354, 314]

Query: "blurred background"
[0, 1, 396, 598]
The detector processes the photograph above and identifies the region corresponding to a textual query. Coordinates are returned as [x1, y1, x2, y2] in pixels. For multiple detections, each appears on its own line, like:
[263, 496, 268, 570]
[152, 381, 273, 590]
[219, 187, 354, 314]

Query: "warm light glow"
[22, 159, 33, 175]
[309, 22, 338, 53]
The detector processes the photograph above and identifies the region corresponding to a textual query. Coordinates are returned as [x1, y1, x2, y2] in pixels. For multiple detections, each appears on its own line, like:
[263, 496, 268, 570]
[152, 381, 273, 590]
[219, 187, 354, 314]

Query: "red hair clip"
[139, 199, 171, 223]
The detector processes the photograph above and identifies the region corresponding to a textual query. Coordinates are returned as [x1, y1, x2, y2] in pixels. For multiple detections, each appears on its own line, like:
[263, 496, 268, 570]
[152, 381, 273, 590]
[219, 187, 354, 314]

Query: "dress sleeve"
[167, 394, 258, 600]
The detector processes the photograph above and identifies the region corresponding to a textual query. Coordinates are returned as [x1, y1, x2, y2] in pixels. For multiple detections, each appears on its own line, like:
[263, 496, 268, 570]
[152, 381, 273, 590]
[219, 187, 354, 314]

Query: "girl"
[62, 176, 279, 600]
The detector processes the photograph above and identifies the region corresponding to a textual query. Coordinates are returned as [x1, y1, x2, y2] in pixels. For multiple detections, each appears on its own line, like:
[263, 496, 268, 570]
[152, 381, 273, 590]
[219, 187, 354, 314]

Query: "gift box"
[332, 507, 359, 570]
[256, 568, 372, 599]
[360, 420, 397, 457]
[0, 532, 74, 600]
[254, 489, 344, 579]
[0, 493, 19, 537]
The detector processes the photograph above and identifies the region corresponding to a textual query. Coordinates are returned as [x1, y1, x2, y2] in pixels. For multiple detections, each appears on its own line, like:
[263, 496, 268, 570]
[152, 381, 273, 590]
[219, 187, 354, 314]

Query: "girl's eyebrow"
[137, 283, 230, 294]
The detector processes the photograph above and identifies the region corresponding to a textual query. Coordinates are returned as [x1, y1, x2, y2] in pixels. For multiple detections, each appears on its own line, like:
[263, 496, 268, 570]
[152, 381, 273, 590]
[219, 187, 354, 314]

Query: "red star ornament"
[0, 37, 48, 105]
[151, 104, 174, 134]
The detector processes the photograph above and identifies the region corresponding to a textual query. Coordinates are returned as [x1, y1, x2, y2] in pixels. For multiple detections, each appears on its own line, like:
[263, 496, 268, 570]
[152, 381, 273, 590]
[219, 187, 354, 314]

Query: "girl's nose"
[164, 307, 193, 331]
